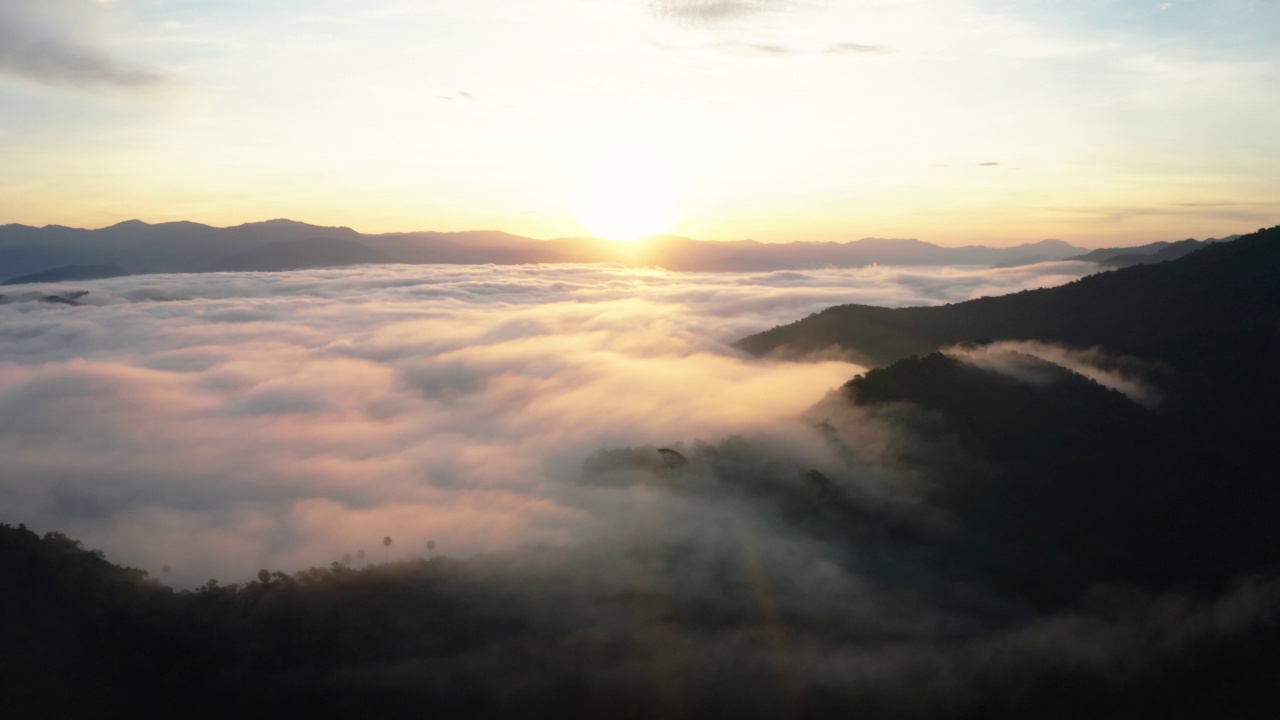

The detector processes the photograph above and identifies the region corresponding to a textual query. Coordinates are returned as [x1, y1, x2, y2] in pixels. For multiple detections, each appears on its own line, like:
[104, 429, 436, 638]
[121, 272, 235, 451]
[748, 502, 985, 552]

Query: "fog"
[0, 260, 1092, 585]
[945, 340, 1164, 407]
[7, 258, 1280, 716]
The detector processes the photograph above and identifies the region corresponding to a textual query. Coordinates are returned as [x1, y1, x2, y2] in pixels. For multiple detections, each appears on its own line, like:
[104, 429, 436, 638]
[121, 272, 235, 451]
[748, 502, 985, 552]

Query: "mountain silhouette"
[1067, 235, 1240, 268]
[0, 219, 1094, 281]
[835, 352, 1280, 603]
[1, 263, 129, 285]
[741, 225, 1280, 610]
[203, 236, 394, 272]
[736, 227, 1278, 366]
[739, 225, 1280, 476]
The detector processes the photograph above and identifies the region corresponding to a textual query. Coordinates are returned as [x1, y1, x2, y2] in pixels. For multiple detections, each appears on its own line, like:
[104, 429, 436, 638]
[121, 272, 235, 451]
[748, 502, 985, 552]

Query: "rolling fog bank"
[5, 248, 1280, 718]
[0, 260, 1091, 584]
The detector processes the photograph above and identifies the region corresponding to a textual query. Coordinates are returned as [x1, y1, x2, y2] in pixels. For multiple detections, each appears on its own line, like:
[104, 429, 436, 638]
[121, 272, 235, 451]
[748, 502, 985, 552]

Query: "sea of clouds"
[0, 260, 1094, 584]
[8, 259, 1280, 714]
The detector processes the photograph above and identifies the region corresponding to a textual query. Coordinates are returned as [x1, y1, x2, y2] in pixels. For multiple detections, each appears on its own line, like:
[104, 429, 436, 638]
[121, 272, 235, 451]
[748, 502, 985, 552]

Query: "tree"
[426, 540, 436, 558]
[383, 536, 392, 561]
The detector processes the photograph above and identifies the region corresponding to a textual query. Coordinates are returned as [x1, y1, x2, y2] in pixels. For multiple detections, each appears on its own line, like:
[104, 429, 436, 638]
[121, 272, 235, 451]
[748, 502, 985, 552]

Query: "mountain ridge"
[736, 226, 1280, 366]
[741, 223, 1280, 488]
[1, 218, 1106, 280]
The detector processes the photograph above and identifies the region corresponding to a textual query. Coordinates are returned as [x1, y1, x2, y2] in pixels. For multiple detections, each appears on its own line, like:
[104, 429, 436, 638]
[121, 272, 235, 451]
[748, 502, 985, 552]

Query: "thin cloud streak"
[946, 340, 1164, 407]
[825, 42, 890, 55]
[650, 0, 785, 24]
[720, 41, 795, 54]
[0, 0, 165, 89]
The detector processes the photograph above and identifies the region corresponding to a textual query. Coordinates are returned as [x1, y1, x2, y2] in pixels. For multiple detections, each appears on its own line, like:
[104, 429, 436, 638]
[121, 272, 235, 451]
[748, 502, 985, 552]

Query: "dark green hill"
[736, 226, 1279, 368]
[5, 521, 1279, 720]
[839, 353, 1280, 603]
[740, 225, 1280, 514]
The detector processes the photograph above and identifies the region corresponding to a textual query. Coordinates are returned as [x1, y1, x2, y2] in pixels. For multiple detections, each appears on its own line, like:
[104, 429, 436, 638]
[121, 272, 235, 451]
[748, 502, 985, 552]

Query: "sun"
[572, 162, 682, 242]
[576, 189, 681, 242]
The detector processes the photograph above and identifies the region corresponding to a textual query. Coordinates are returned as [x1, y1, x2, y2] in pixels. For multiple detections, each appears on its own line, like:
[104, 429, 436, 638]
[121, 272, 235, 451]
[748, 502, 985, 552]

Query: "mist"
[6, 257, 1280, 718]
[0, 260, 1093, 585]
[945, 340, 1164, 407]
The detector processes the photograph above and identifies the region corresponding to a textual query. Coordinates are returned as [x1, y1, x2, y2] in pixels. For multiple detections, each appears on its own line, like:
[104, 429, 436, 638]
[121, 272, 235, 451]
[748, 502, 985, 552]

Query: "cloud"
[720, 41, 795, 55]
[977, 161, 1000, 167]
[435, 90, 476, 102]
[824, 42, 890, 55]
[0, 261, 1093, 585]
[7, 260, 1278, 713]
[650, 0, 785, 25]
[945, 340, 1165, 406]
[1071, 202, 1276, 224]
[0, 0, 165, 89]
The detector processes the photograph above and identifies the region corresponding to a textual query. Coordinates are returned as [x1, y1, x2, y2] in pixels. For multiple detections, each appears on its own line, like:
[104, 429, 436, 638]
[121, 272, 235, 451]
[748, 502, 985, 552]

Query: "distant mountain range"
[1, 263, 129, 286]
[0, 218, 1125, 282]
[1066, 235, 1240, 268]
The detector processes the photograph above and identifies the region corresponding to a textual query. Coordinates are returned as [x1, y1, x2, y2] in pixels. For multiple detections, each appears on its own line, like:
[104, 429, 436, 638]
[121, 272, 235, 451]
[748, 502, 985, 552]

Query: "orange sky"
[1, 0, 1277, 247]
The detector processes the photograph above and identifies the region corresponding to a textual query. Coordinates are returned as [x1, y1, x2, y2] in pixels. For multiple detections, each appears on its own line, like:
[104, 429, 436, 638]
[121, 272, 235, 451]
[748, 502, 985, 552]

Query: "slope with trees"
[737, 226, 1280, 367]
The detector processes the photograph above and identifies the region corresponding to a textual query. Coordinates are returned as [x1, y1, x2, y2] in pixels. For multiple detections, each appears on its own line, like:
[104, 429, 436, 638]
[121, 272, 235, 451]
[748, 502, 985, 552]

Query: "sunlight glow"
[573, 161, 683, 242]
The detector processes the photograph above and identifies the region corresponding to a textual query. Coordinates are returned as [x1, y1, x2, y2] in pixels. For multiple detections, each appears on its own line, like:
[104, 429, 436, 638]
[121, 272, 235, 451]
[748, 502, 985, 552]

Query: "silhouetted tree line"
[2, 520, 1279, 720]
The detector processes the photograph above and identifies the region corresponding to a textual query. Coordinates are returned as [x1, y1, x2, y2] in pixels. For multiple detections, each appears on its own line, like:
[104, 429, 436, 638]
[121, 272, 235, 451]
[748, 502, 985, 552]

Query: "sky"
[0, 260, 1093, 585]
[0, 0, 1277, 245]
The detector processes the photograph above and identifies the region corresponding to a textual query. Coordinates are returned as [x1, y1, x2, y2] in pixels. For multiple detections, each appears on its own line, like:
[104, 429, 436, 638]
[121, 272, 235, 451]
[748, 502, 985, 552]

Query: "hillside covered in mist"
[737, 227, 1277, 366]
[739, 225, 1280, 472]
[4, 227, 1280, 718]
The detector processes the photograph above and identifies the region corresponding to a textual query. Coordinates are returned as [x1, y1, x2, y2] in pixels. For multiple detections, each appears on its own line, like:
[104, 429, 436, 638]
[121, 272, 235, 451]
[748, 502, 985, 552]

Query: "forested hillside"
[737, 226, 1280, 366]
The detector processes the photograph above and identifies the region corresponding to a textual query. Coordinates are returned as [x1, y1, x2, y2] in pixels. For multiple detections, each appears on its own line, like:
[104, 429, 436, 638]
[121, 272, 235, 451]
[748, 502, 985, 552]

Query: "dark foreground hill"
[4, 518, 1279, 720]
[737, 225, 1280, 471]
[740, 226, 1280, 576]
[833, 353, 1280, 600]
[738, 223, 1280, 703]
